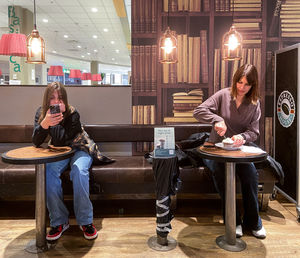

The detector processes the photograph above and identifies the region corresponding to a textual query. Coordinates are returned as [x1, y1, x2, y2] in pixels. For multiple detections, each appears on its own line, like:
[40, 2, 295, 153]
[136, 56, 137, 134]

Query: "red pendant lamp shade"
[48, 66, 64, 76]
[92, 74, 102, 81]
[0, 33, 27, 57]
[0, 69, 2, 76]
[69, 69, 82, 78]
[81, 72, 92, 80]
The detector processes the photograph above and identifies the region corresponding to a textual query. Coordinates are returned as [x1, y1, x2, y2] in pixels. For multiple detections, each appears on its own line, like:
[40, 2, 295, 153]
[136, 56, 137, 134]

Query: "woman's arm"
[32, 107, 49, 147]
[49, 111, 82, 146]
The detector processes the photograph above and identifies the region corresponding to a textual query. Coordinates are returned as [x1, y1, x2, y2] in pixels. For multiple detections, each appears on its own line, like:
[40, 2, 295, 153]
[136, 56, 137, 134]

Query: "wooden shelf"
[161, 83, 208, 89]
[161, 12, 209, 17]
[132, 33, 157, 38]
[132, 92, 157, 97]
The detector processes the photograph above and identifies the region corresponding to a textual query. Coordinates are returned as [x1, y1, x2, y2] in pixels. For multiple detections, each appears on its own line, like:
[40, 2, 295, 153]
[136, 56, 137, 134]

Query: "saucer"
[215, 142, 241, 151]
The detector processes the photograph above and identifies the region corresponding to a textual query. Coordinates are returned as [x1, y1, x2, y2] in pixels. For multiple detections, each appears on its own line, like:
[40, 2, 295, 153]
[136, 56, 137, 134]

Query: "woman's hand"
[232, 134, 245, 147]
[214, 121, 227, 137]
[40, 110, 63, 129]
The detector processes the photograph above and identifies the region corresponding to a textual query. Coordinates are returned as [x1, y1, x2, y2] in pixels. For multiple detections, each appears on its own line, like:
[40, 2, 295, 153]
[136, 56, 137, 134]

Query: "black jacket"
[32, 106, 82, 147]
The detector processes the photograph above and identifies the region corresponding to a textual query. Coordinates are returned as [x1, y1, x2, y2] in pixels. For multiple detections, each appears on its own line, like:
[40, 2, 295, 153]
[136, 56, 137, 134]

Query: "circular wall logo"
[277, 90, 296, 128]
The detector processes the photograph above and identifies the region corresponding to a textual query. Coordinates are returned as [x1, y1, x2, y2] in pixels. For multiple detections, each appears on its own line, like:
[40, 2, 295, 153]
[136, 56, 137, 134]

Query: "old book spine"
[188, 37, 193, 83]
[183, 34, 188, 82]
[139, 45, 145, 91]
[151, 45, 157, 91]
[193, 37, 200, 83]
[151, 0, 157, 33]
[200, 30, 208, 83]
[177, 34, 183, 83]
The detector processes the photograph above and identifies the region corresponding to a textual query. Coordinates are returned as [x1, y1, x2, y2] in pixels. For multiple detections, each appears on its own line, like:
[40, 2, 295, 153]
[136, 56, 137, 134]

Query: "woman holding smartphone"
[32, 81, 97, 241]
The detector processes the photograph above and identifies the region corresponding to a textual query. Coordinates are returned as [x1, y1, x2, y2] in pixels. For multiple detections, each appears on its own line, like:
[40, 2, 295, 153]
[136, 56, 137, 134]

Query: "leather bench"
[0, 124, 278, 211]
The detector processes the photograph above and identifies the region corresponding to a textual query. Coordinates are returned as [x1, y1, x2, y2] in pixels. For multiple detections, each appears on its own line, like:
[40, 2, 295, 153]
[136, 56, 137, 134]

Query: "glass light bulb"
[31, 38, 41, 54]
[164, 37, 174, 54]
[228, 34, 238, 51]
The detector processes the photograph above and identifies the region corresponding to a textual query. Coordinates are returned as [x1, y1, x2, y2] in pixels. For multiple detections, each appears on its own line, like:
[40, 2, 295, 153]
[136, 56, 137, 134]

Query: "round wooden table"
[197, 144, 267, 252]
[1, 146, 75, 253]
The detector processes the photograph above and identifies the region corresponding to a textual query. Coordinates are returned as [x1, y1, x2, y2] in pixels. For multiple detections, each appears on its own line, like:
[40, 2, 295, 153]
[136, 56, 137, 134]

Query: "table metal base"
[25, 239, 48, 253]
[147, 235, 177, 251]
[216, 235, 246, 252]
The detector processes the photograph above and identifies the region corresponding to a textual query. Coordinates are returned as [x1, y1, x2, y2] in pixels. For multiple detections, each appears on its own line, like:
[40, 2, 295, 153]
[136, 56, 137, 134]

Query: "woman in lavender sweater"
[193, 64, 266, 239]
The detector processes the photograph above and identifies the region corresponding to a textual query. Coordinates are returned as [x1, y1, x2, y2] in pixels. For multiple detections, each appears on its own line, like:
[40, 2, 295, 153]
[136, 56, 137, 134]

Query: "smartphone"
[49, 104, 60, 114]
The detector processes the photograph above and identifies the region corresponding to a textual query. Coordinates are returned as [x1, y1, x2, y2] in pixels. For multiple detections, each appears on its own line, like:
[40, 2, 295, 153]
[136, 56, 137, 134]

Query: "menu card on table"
[154, 127, 175, 158]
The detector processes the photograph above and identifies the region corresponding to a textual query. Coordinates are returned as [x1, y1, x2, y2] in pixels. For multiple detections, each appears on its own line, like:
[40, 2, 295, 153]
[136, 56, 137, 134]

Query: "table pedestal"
[148, 235, 177, 251]
[216, 162, 246, 252]
[25, 164, 48, 253]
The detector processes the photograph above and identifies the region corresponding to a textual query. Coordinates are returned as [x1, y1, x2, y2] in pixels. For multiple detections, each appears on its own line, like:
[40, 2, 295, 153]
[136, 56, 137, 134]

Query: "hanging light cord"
[33, 0, 37, 30]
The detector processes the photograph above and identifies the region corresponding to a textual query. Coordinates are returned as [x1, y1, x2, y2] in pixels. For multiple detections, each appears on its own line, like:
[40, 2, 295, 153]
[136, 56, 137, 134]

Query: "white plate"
[215, 142, 241, 151]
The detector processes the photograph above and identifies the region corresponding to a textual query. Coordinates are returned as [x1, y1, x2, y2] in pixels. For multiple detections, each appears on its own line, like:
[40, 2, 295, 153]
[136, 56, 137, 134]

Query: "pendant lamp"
[158, 5, 177, 64]
[26, 0, 46, 64]
[92, 74, 102, 81]
[69, 69, 82, 78]
[48, 66, 63, 76]
[221, 0, 242, 61]
[82, 73, 92, 80]
[0, 33, 27, 57]
[0, 69, 2, 77]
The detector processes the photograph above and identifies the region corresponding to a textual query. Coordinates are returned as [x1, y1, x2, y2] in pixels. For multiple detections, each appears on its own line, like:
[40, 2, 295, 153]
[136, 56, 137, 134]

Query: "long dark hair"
[38, 82, 71, 123]
[231, 64, 260, 104]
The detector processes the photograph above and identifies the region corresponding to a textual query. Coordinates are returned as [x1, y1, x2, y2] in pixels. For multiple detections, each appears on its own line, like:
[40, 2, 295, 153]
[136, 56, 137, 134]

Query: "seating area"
[0, 124, 278, 210]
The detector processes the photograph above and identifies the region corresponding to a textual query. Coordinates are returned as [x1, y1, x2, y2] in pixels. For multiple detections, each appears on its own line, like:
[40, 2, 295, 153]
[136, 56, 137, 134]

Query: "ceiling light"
[94, 49, 98, 52]
[26, 0, 46, 64]
[81, 55, 85, 58]
[77, 45, 81, 48]
[91, 8, 98, 12]
[42, 18, 48, 23]
[93, 35, 98, 39]
[103, 28, 108, 32]
[87, 52, 90, 55]
[52, 50, 56, 53]
[111, 41, 115, 44]
[112, 58, 115, 61]
[116, 49, 120, 53]
[64, 35, 68, 38]
[0, 33, 27, 57]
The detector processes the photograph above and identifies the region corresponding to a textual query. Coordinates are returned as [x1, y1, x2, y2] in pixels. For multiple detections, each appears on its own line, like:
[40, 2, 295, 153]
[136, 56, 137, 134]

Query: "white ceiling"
[0, 0, 131, 70]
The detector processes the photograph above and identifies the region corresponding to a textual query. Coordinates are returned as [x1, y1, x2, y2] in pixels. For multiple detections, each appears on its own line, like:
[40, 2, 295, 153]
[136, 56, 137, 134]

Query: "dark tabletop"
[1, 146, 75, 165]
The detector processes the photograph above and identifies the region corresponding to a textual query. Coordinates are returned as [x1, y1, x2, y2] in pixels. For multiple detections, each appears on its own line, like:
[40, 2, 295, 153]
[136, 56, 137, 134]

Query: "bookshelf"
[131, 0, 300, 152]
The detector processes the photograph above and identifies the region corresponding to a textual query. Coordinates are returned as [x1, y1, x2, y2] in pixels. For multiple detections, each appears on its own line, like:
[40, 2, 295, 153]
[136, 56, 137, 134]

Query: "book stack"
[213, 47, 261, 92]
[132, 0, 157, 33]
[233, 18, 262, 46]
[163, 89, 203, 123]
[132, 105, 156, 152]
[163, 0, 210, 12]
[132, 45, 157, 92]
[280, 0, 300, 38]
[215, 0, 261, 12]
[163, 31, 208, 84]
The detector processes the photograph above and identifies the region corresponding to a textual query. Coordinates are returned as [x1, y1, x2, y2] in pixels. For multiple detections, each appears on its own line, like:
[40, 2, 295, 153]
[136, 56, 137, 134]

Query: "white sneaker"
[252, 226, 266, 239]
[236, 224, 243, 238]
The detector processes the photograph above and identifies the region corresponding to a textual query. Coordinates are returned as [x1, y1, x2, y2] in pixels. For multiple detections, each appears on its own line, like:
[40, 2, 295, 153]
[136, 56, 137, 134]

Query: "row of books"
[132, 0, 157, 34]
[280, 0, 300, 38]
[163, 0, 210, 12]
[215, 0, 261, 12]
[266, 51, 275, 91]
[162, 31, 208, 84]
[131, 45, 157, 93]
[233, 18, 262, 45]
[213, 48, 261, 93]
[164, 89, 203, 124]
[132, 105, 156, 153]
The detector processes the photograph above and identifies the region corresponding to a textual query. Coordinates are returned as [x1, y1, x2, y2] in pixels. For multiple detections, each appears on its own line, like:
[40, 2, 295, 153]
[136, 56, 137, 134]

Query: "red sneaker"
[46, 223, 69, 241]
[80, 223, 98, 240]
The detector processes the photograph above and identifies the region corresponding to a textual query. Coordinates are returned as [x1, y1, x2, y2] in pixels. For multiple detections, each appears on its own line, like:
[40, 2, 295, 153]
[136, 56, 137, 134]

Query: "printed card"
[154, 127, 175, 158]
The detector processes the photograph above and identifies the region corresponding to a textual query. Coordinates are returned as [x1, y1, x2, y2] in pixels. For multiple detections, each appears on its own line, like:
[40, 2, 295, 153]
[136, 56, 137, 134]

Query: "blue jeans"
[46, 150, 93, 227]
[203, 159, 262, 230]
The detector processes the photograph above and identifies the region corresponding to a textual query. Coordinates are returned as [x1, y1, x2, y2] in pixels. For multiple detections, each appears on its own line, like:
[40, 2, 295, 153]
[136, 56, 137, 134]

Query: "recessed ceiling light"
[91, 7, 98, 12]
[52, 50, 57, 53]
[112, 58, 115, 61]
[64, 35, 68, 38]
[94, 49, 98, 52]
[93, 35, 98, 39]
[43, 18, 48, 23]
[87, 52, 91, 55]
[77, 45, 81, 48]
[115, 49, 120, 53]
[103, 28, 108, 32]
[81, 55, 85, 58]
[111, 41, 115, 44]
